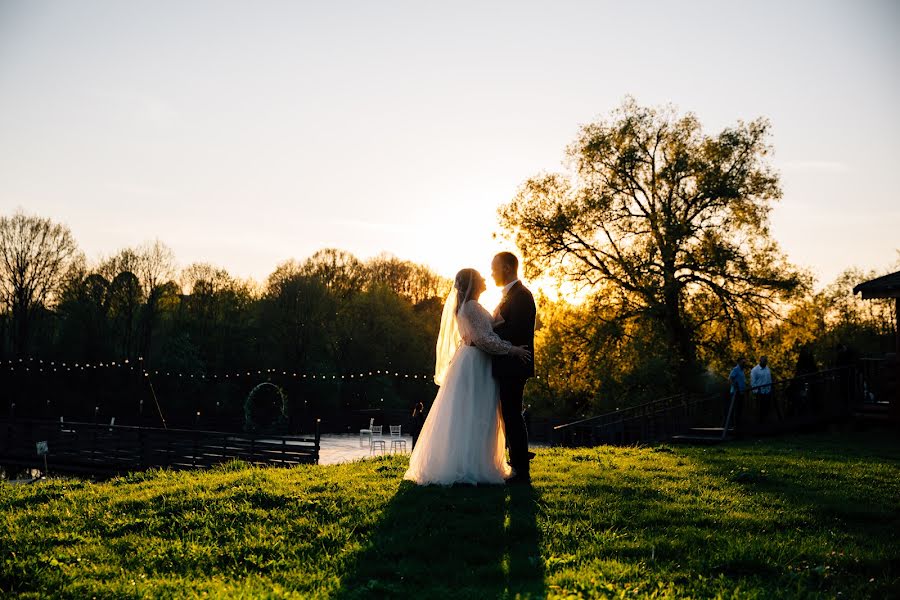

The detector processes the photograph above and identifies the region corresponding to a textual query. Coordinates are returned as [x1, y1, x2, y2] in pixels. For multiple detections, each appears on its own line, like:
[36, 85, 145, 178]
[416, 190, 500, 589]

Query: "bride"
[403, 268, 532, 485]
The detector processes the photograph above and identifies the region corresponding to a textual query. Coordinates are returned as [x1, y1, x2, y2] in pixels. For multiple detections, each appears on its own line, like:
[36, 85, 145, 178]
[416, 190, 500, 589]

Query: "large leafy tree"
[499, 99, 804, 386]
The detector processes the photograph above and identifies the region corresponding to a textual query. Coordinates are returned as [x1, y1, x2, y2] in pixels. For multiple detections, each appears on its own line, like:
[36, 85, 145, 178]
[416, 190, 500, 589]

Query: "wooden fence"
[0, 418, 320, 478]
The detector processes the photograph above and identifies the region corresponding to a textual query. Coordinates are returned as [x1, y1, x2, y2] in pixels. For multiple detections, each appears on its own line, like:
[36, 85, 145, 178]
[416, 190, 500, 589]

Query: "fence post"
[138, 428, 145, 469]
[92, 425, 99, 473]
[315, 418, 321, 465]
[641, 405, 648, 440]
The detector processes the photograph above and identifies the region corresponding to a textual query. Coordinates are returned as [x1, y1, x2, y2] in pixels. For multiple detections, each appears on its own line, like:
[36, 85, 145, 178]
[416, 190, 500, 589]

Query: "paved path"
[316, 433, 548, 465]
[318, 433, 414, 465]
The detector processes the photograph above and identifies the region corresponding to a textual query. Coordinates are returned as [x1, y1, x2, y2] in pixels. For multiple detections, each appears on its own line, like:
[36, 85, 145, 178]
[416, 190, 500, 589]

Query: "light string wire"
[1, 357, 435, 382]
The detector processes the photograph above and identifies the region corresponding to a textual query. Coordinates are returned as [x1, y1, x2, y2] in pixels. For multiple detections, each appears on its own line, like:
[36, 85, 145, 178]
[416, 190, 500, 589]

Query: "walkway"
[318, 433, 414, 465]
[316, 433, 548, 465]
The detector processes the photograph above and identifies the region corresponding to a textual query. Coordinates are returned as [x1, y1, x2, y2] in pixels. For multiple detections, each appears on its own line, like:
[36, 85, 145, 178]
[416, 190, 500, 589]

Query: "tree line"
[2, 98, 896, 426]
[0, 219, 449, 428]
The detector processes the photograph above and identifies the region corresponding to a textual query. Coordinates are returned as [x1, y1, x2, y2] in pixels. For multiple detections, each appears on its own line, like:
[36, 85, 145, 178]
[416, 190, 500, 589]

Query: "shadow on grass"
[336, 480, 545, 599]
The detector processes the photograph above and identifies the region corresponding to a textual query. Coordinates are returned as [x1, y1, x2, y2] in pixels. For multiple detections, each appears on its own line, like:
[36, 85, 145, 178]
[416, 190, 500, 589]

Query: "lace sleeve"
[460, 302, 512, 355]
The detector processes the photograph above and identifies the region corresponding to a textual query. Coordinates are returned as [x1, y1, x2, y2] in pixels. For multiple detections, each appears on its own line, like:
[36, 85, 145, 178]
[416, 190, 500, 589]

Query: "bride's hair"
[454, 268, 479, 313]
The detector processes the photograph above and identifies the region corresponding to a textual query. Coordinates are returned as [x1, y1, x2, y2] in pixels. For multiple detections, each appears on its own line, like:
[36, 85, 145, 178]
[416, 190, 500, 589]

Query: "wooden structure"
[853, 269, 900, 353]
[853, 269, 900, 424]
[0, 418, 320, 478]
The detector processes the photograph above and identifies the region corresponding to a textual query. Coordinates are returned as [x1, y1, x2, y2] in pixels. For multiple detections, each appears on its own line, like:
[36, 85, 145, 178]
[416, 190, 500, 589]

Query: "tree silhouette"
[500, 98, 804, 386]
[0, 210, 82, 355]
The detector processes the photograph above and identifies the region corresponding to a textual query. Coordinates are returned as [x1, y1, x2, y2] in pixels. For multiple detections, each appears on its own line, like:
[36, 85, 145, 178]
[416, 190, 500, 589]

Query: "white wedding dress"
[403, 299, 514, 485]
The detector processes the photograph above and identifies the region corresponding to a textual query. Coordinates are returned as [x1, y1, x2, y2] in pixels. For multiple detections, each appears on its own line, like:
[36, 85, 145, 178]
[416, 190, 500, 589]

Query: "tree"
[56, 270, 113, 361]
[301, 248, 364, 299]
[364, 253, 449, 305]
[181, 262, 232, 297]
[94, 240, 177, 364]
[0, 211, 82, 355]
[177, 262, 255, 369]
[106, 271, 143, 359]
[824, 267, 897, 343]
[97, 249, 144, 359]
[261, 260, 337, 369]
[134, 240, 177, 363]
[499, 98, 804, 387]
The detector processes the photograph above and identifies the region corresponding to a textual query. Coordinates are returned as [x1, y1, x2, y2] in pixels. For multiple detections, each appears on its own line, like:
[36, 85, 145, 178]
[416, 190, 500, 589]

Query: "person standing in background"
[728, 357, 747, 433]
[751, 356, 778, 424]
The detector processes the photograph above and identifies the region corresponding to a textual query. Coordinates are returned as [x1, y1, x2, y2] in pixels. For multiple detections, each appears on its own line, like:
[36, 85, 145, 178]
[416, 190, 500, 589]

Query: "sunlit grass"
[1, 431, 897, 598]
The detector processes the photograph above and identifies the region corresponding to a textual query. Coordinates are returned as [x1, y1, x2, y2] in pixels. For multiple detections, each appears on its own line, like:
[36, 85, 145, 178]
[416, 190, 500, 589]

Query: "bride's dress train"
[404, 300, 513, 485]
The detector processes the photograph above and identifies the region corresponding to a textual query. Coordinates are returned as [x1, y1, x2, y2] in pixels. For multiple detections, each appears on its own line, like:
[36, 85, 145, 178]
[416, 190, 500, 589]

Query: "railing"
[524, 416, 568, 444]
[553, 392, 688, 431]
[858, 358, 887, 403]
[0, 418, 320, 478]
[553, 366, 864, 447]
[553, 392, 717, 446]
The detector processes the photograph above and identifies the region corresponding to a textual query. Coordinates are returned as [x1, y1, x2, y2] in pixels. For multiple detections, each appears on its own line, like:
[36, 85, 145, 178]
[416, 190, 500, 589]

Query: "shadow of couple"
[336, 480, 545, 598]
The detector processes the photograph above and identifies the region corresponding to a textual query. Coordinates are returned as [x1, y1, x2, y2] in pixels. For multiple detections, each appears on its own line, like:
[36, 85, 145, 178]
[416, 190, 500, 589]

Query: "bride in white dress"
[404, 268, 532, 486]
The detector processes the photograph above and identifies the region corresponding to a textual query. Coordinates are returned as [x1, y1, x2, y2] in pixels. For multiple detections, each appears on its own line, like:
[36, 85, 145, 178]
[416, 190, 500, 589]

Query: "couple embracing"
[404, 252, 536, 486]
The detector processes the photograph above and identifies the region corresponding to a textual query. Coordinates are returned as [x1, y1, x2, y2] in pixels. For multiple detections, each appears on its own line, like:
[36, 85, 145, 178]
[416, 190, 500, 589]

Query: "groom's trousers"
[498, 376, 529, 474]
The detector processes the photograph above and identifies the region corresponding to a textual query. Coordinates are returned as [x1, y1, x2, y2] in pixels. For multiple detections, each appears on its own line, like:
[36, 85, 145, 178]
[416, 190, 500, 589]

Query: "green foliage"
[1, 432, 897, 598]
[717, 264, 900, 381]
[0, 232, 449, 425]
[499, 98, 805, 388]
[528, 296, 677, 417]
[496, 99, 897, 409]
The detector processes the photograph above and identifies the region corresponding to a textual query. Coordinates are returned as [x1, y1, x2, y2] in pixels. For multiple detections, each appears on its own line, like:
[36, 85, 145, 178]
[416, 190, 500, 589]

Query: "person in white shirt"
[750, 356, 779, 423]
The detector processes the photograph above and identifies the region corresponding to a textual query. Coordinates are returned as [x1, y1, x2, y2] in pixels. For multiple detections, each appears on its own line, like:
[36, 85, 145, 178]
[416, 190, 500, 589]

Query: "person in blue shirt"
[728, 357, 747, 433]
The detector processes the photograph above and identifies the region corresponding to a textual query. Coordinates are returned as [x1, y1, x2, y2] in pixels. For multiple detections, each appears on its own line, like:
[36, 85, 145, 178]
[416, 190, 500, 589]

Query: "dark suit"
[492, 280, 536, 476]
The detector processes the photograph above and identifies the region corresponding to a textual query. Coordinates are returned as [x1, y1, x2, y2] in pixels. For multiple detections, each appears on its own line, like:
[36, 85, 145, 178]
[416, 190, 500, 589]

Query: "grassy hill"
[2, 430, 898, 598]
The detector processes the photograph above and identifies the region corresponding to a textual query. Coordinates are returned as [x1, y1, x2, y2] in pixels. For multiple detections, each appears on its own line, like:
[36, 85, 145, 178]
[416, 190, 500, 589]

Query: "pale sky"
[1, 0, 898, 297]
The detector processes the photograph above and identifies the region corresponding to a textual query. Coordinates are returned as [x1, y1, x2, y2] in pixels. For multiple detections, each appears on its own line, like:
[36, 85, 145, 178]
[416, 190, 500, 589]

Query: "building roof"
[853, 270, 900, 299]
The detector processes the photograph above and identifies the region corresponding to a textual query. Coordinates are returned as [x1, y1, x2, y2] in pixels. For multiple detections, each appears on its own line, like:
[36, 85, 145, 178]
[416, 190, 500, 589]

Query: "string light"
[2, 356, 433, 381]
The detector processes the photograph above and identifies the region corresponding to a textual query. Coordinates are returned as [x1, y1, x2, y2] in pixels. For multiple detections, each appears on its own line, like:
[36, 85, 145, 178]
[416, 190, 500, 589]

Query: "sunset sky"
[1, 0, 898, 298]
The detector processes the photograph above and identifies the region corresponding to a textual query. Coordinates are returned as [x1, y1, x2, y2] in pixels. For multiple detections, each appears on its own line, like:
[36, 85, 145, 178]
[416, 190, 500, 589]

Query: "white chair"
[370, 425, 386, 455]
[359, 417, 375, 446]
[389, 425, 407, 454]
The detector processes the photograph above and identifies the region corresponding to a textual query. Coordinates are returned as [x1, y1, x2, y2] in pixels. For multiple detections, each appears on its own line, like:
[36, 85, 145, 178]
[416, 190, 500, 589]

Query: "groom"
[491, 252, 536, 484]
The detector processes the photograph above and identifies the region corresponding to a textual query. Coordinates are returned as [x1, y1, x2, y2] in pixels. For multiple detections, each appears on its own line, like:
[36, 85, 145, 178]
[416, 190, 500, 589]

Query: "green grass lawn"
[2, 430, 898, 599]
